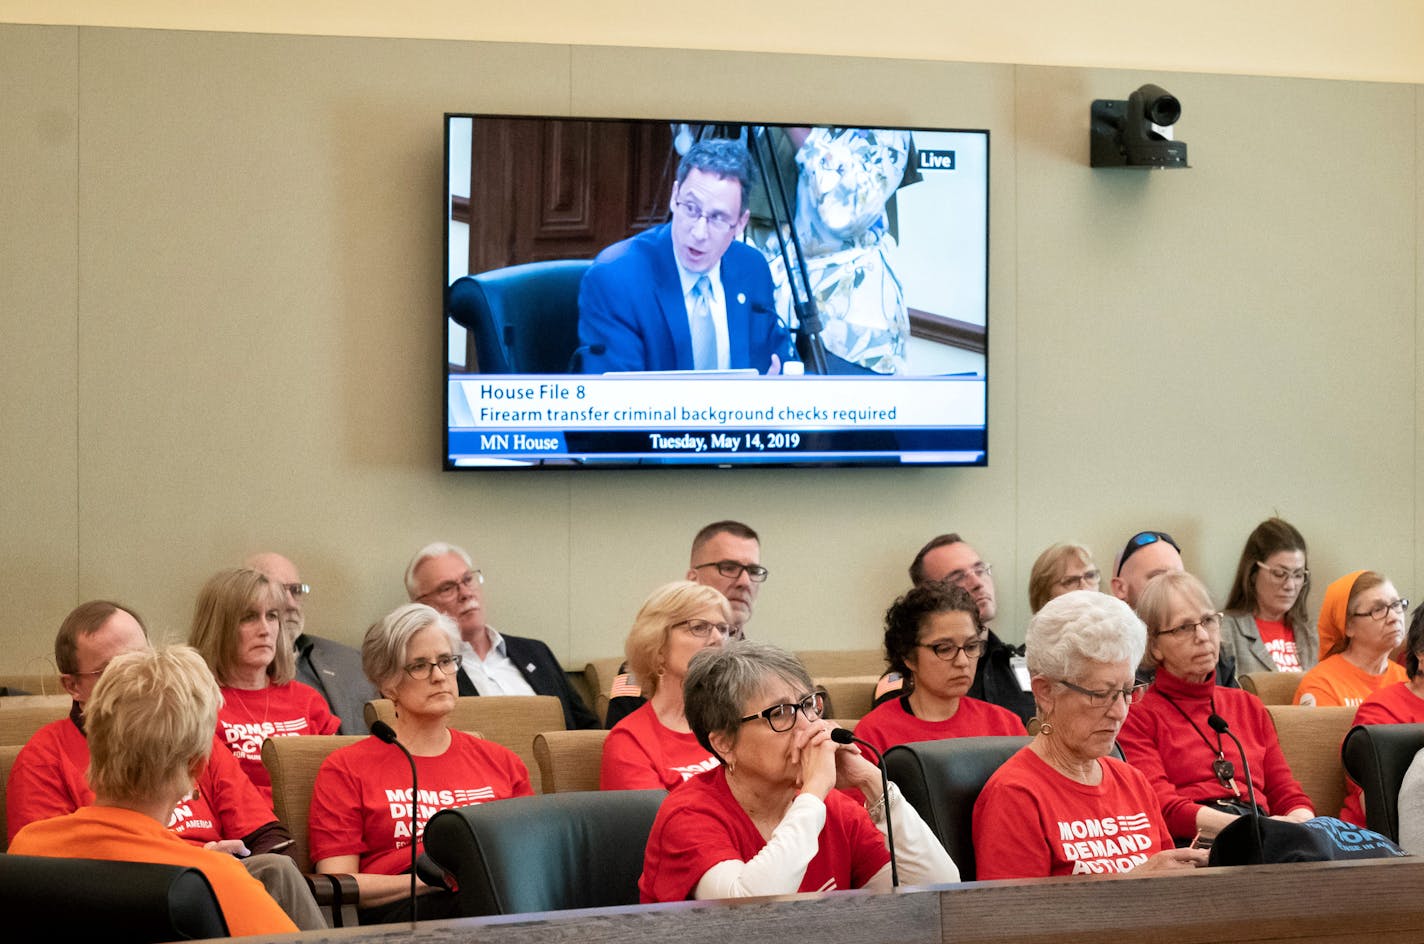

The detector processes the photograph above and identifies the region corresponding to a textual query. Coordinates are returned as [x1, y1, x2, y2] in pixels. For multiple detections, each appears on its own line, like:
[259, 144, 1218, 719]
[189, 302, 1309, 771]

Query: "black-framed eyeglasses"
[283, 583, 311, 598]
[739, 692, 825, 733]
[672, 619, 732, 639]
[1351, 598, 1409, 621]
[1055, 569, 1100, 590]
[673, 198, 737, 234]
[1055, 678, 1147, 708]
[402, 654, 463, 680]
[1116, 530, 1179, 576]
[941, 562, 991, 587]
[1155, 612, 1223, 639]
[417, 570, 483, 604]
[693, 560, 769, 583]
[917, 638, 987, 661]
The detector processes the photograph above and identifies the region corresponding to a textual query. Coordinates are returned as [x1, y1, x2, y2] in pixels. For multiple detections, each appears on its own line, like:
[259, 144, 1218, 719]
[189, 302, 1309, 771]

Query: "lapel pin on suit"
[736, 292, 746, 305]
[526, 663, 537, 674]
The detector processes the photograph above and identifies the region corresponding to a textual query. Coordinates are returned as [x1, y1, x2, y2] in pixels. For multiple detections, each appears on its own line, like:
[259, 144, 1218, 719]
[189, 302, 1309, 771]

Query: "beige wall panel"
[74, 28, 577, 650]
[563, 48, 1018, 662]
[0, 25, 79, 675]
[1012, 66, 1417, 628]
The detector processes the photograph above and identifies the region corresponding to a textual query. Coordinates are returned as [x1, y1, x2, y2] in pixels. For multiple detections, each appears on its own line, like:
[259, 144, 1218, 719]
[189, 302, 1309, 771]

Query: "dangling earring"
[725, 756, 736, 776]
[1030, 716, 1053, 736]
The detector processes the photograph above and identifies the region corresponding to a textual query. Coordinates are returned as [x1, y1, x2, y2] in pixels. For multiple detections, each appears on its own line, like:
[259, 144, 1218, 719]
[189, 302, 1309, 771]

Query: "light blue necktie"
[688, 275, 716, 370]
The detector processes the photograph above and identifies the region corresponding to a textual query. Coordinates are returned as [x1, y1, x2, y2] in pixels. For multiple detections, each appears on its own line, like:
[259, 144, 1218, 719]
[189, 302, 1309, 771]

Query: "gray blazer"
[294, 633, 379, 734]
[1219, 610, 1319, 677]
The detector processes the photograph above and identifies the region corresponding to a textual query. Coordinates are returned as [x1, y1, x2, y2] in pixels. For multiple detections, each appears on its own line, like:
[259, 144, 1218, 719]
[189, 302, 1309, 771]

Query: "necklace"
[1155, 689, 1240, 797]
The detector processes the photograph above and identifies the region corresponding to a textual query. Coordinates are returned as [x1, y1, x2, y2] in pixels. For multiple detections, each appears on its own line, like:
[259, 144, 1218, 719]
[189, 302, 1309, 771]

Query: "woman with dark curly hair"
[854, 583, 1025, 756]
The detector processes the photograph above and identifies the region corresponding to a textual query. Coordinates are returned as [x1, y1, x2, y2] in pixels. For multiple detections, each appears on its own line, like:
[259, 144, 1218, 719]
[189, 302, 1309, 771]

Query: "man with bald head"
[1109, 530, 1237, 686]
[248, 551, 376, 734]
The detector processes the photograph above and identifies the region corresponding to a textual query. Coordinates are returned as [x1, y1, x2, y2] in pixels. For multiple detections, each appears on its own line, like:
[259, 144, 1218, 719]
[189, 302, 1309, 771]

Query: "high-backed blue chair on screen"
[447, 259, 593, 373]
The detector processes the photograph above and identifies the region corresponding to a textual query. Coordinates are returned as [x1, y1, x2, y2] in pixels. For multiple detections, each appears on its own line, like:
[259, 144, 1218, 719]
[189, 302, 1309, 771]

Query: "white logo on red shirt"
[1057, 815, 1155, 874]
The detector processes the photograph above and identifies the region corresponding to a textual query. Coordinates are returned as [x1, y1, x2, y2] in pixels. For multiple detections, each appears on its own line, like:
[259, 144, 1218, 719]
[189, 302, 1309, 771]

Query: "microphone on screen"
[1207, 712, 1263, 859]
[830, 727, 899, 887]
[371, 720, 420, 923]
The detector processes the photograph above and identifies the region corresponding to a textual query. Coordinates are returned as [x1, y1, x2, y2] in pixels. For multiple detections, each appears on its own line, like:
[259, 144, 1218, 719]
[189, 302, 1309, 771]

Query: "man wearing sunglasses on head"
[1111, 529, 1238, 687]
[606, 521, 769, 729]
[404, 542, 599, 730]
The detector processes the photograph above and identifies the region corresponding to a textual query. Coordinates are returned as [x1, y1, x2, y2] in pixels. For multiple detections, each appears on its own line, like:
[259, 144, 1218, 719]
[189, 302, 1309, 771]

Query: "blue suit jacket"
[576, 223, 794, 374]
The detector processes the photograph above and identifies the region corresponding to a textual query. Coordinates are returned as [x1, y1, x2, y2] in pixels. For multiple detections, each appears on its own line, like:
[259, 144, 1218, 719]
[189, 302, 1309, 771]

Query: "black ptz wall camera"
[1090, 84, 1189, 169]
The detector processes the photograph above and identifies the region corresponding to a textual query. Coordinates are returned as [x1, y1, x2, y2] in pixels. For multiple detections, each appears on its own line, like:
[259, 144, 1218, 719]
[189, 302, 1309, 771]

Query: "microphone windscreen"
[1207, 713, 1229, 734]
[370, 720, 399, 744]
[830, 727, 856, 745]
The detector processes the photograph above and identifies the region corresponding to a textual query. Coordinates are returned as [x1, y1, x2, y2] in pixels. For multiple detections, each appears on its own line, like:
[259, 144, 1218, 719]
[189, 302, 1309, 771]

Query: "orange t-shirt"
[1293, 653, 1408, 708]
[10, 805, 297, 937]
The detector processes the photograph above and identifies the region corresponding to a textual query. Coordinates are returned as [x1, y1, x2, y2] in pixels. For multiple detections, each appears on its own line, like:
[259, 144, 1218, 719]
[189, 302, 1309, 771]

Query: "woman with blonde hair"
[601, 581, 732, 790]
[1027, 543, 1101, 614]
[189, 567, 340, 802]
[10, 645, 298, 936]
[1119, 571, 1312, 844]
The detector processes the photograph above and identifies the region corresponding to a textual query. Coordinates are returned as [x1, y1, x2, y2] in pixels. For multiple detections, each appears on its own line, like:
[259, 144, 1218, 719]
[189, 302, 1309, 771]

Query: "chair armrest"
[303, 872, 361, 928]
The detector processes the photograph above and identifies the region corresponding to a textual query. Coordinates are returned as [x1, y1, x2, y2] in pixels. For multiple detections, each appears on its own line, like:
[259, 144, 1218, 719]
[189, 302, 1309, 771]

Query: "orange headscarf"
[1316, 570, 1366, 661]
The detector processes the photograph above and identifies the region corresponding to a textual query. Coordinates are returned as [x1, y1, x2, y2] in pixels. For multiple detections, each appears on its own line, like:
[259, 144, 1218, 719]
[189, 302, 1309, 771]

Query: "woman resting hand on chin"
[639, 641, 958, 902]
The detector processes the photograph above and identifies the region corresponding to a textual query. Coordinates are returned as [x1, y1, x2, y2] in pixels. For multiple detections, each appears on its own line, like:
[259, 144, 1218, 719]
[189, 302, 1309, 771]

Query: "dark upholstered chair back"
[423, 788, 665, 917]
[0, 854, 228, 942]
[885, 736, 1030, 881]
[1341, 722, 1424, 841]
[447, 260, 593, 373]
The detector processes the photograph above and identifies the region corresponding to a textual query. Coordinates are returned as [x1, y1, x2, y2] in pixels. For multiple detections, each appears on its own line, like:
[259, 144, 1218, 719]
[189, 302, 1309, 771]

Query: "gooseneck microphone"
[830, 727, 899, 887]
[1207, 712, 1263, 860]
[370, 720, 420, 922]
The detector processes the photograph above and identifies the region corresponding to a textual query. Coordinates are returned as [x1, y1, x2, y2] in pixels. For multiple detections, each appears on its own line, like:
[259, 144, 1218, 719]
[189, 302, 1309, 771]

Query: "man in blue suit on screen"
[577, 138, 795, 374]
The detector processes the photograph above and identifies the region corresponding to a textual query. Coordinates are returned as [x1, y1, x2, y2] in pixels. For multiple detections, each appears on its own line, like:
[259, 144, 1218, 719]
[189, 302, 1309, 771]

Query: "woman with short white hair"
[973, 590, 1204, 878]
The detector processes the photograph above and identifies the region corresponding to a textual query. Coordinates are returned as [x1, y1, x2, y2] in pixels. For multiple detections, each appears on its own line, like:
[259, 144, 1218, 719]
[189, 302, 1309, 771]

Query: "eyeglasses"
[940, 562, 991, 588]
[1056, 678, 1147, 708]
[402, 654, 463, 679]
[693, 560, 769, 583]
[1254, 563, 1308, 584]
[417, 570, 483, 604]
[1056, 569, 1101, 590]
[1351, 598, 1409, 621]
[1155, 612, 1223, 639]
[283, 583, 311, 598]
[673, 619, 733, 639]
[1116, 530, 1179, 576]
[918, 638, 987, 661]
[739, 692, 825, 733]
[673, 199, 738, 234]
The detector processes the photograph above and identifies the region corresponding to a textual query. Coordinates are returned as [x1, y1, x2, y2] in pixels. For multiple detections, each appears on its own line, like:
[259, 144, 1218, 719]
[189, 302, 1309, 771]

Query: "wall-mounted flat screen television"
[444, 114, 989, 469]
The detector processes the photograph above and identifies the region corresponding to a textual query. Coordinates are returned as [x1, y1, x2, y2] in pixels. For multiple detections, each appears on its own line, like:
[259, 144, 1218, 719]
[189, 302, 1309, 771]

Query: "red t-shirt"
[852, 695, 1026, 756]
[639, 766, 890, 902]
[600, 702, 720, 790]
[6, 715, 275, 845]
[1255, 618, 1301, 672]
[1117, 669, 1312, 840]
[972, 746, 1173, 879]
[216, 680, 341, 803]
[1340, 681, 1424, 824]
[309, 729, 532, 874]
